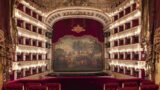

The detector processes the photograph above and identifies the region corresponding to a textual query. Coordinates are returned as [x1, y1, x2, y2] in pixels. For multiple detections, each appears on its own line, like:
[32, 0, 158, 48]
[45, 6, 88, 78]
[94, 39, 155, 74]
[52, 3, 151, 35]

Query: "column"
[117, 66, 120, 72]
[131, 68, 134, 75]
[124, 8, 126, 17]
[14, 70, 17, 80]
[123, 67, 126, 74]
[118, 53, 120, 60]
[131, 20, 133, 28]
[117, 13, 120, 20]
[23, 21, 26, 29]
[138, 69, 141, 78]
[131, 36, 133, 44]
[23, 69, 26, 77]
[43, 54, 45, 60]
[23, 6, 26, 13]
[30, 68, 33, 75]
[131, 52, 133, 60]
[124, 37, 126, 45]
[123, 24, 125, 31]
[36, 40, 38, 47]
[41, 66, 44, 72]
[31, 25, 33, 32]
[36, 67, 39, 73]
[23, 37, 26, 45]
[112, 66, 114, 72]
[31, 10, 33, 17]
[43, 42, 45, 48]
[30, 39, 33, 46]
[123, 53, 125, 60]
[30, 53, 33, 61]
[15, 53, 17, 62]
[129, 21, 132, 29]
[139, 52, 141, 60]
[36, 54, 39, 60]
[130, 4, 133, 12]
[23, 53, 26, 61]
[118, 39, 120, 46]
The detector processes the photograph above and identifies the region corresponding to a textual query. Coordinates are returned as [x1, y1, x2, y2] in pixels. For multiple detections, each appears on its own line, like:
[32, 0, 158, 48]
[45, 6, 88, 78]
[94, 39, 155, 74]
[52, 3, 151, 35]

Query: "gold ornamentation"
[71, 25, 86, 33]
[24, 0, 125, 13]
[0, 29, 4, 42]
[154, 27, 160, 54]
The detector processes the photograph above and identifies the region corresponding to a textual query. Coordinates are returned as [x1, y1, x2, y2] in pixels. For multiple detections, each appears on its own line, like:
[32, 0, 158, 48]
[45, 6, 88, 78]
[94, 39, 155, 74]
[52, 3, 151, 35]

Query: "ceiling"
[25, 0, 125, 13]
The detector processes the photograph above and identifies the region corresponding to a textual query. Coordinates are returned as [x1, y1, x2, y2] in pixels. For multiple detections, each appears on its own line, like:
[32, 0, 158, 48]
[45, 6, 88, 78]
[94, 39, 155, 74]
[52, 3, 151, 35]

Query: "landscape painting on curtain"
[53, 36, 103, 72]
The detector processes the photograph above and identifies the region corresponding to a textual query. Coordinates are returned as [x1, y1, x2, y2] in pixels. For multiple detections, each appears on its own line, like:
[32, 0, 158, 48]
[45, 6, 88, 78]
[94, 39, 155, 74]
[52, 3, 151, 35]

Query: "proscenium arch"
[46, 7, 111, 72]
[45, 7, 111, 29]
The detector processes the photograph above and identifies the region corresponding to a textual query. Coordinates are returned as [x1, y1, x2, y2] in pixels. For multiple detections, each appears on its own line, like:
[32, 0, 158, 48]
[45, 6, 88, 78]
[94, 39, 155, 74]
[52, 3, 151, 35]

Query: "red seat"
[4, 83, 24, 90]
[25, 83, 41, 86]
[26, 85, 46, 90]
[25, 83, 42, 90]
[45, 83, 61, 90]
[118, 87, 138, 90]
[140, 80, 155, 85]
[104, 83, 119, 90]
[141, 85, 159, 90]
[123, 82, 139, 87]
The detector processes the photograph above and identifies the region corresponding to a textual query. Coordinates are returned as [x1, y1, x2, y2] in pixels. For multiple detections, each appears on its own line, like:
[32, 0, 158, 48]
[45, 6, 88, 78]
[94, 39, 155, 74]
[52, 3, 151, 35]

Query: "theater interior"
[0, 0, 160, 90]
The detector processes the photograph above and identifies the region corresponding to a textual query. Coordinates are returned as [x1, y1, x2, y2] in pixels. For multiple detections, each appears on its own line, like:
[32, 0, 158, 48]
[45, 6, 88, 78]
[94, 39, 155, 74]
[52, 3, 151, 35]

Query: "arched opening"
[52, 18, 105, 73]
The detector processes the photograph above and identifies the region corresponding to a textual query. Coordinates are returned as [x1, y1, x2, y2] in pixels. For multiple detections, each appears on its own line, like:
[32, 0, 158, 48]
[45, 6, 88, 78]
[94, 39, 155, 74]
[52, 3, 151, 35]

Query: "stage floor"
[46, 72, 111, 77]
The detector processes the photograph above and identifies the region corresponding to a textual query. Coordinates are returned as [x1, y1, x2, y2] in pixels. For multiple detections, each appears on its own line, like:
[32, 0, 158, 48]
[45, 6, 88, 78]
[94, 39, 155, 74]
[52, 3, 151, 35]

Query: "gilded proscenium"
[71, 25, 86, 33]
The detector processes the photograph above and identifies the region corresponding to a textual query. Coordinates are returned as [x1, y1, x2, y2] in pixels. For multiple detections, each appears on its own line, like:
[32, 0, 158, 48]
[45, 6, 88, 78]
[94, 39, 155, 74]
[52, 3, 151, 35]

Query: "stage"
[46, 71, 111, 77]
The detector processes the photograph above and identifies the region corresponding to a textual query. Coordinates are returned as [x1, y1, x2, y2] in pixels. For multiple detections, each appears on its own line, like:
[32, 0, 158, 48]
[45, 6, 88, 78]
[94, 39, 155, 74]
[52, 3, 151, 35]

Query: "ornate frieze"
[45, 7, 111, 28]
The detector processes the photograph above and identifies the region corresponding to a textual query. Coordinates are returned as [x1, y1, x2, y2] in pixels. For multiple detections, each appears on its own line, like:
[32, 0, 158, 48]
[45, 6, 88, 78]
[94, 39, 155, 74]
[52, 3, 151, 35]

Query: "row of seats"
[3, 83, 61, 90]
[104, 81, 159, 90]
[2, 77, 159, 90]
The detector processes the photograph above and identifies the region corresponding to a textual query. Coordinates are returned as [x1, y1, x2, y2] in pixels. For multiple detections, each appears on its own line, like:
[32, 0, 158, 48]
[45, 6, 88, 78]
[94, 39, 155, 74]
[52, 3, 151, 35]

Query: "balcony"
[109, 26, 141, 41]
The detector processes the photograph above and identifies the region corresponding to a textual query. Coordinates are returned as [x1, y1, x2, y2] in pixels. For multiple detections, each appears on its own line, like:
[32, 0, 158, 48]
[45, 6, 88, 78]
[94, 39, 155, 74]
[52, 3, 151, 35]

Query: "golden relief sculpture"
[141, 0, 159, 81]
[154, 27, 160, 56]
[24, 0, 125, 13]
[71, 25, 86, 33]
[0, 29, 4, 42]
[0, 0, 17, 83]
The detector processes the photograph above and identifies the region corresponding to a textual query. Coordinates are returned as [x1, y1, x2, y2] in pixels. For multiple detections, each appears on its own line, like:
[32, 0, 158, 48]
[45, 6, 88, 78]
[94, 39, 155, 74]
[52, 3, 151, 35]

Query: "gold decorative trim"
[0, 29, 4, 42]
[154, 27, 160, 53]
[71, 25, 86, 33]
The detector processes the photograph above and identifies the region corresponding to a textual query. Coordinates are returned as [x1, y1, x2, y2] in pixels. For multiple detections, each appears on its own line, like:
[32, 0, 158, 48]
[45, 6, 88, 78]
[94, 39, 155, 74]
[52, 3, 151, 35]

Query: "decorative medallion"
[0, 29, 4, 42]
[71, 25, 86, 33]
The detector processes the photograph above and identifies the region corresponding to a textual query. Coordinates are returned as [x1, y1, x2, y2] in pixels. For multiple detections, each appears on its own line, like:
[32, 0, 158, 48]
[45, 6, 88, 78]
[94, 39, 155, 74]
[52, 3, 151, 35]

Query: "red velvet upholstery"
[26, 85, 46, 90]
[141, 85, 159, 90]
[4, 83, 23, 90]
[118, 87, 138, 90]
[140, 79, 155, 85]
[2, 77, 159, 90]
[104, 83, 119, 90]
[119, 79, 140, 88]
[123, 82, 139, 88]
[45, 83, 61, 90]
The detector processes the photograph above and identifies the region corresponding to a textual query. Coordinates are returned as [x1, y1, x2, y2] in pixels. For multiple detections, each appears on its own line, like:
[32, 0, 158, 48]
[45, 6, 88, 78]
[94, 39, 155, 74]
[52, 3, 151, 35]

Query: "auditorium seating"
[103, 83, 119, 90]
[2, 77, 159, 90]
[118, 87, 138, 90]
[140, 85, 159, 90]
[4, 83, 24, 90]
[45, 83, 61, 90]
[26, 85, 46, 90]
